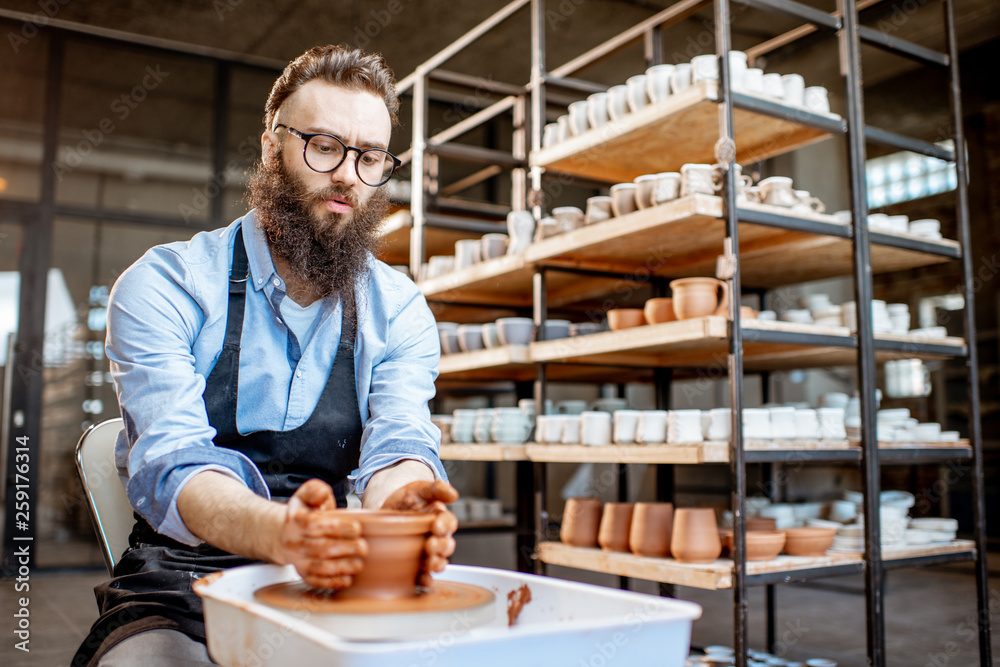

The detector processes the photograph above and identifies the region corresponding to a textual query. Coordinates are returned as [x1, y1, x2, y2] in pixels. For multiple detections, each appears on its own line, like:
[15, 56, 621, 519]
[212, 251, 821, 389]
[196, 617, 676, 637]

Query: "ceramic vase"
[598, 502, 635, 552]
[628, 502, 674, 557]
[560, 497, 603, 548]
[670, 508, 722, 563]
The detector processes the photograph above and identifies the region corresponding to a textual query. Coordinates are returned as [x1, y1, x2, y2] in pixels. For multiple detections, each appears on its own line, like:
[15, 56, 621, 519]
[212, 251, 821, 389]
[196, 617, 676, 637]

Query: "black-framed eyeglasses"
[274, 123, 400, 187]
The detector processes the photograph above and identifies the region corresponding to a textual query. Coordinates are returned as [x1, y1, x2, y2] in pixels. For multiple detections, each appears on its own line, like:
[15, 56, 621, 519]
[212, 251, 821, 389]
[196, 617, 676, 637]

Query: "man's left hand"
[381, 480, 459, 587]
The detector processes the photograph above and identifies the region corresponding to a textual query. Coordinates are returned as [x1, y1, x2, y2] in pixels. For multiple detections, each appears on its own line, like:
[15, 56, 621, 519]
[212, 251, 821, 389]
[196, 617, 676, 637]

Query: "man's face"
[248, 81, 393, 301]
[265, 80, 392, 226]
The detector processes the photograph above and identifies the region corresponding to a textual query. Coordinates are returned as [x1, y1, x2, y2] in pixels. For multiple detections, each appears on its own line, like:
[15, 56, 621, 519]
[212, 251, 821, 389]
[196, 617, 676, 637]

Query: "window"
[867, 140, 958, 208]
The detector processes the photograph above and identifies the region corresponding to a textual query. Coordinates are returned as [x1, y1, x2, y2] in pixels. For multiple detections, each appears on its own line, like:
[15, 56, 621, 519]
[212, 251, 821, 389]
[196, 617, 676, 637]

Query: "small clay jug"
[628, 502, 674, 557]
[643, 298, 676, 325]
[670, 507, 723, 563]
[560, 497, 603, 548]
[670, 277, 729, 320]
[598, 502, 635, 552]
[332, 510, 436, 600]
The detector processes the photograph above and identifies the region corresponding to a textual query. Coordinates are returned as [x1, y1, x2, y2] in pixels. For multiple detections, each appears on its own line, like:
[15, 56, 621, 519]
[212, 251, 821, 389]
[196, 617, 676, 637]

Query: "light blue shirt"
[106, 210, 446, 546]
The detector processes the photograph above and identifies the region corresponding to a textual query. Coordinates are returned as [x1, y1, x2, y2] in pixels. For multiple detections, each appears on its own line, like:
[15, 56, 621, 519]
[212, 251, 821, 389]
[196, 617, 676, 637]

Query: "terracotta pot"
[723, 530, 786, 561]
[746, 516, 777, 531]
[670, 277, 729, 320]
[643, 298, 676, 325]
[740, 306, 758, 320]
[670, 508, 722, 563]
[333, 509, 435, 600]
[783, 527, 836, 556]
[628, 502, 673, 557]
[598, 502, 635, 552]
[560, 497, 603, 548]
[607, 308, 647, 330]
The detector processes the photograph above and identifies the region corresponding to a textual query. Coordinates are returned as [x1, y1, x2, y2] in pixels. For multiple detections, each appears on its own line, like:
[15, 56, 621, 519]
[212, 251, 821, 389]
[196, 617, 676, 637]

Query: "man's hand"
[381, 480, 459, 587]
[279, 479, 368, 590]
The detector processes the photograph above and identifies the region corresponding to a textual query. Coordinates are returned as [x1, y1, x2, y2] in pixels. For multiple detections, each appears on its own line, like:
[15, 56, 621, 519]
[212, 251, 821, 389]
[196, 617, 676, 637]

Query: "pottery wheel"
[254, 580, 496, 640]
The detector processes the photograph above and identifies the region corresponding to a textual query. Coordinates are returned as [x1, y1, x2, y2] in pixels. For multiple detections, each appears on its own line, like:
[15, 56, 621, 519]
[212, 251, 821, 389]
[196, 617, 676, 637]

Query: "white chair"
[75, 418, 133, 576]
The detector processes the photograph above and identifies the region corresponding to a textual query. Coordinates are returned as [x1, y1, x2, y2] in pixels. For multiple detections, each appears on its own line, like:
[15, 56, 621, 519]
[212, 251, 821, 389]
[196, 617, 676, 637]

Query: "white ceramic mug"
[585, 196, 613, 224]
[742, 68, 764, 95]
[610, 183, 639, 217]
[728, 51, 749, 89]
[818, 407, 847, 439]
[480, 233, 509, 260]
[794, 409, 820, 439]
[691, 54, 718, 82]
[706, 408, 732, 441]
[506, 210, 535, 255]
[762, 72, 785, 99]
[758, 176, 796, 207]
[680, 163, 718, 196]
[625, 74, 649, 113]
[742, 408, 771, 439]
[633, 174, 657, 210]
[613, 409, 643, 444]
[671, 63, 693, 93]
[606, 85, 628, 120]
[781, 73, 805, 107]
[645, 64, 674, 102]
[769, 406, 797, 439]
[542, 123, 559, 148]
[637, 410, 668, 444]
[581, 411, 613, 446]
[552, 206, 585, 233]
[653, 172, 682, 204]
[561, 415, 582, 444]
[804, 86, 831, 114]
[668, 409, 703, 444]
[567, 100, 590, 136]
[587, 92, 609, 128]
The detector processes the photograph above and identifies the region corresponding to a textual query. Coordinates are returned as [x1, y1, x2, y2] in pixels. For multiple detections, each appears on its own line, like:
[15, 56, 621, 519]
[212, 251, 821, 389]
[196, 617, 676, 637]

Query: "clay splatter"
[506, 584, 532, 626]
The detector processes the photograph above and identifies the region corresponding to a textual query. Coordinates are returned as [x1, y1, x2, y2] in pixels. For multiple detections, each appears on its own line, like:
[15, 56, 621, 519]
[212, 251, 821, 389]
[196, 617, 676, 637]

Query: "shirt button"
[257, 278, 263, 285]
[296, 371, 302, 378]
[273, 279, 280, 287]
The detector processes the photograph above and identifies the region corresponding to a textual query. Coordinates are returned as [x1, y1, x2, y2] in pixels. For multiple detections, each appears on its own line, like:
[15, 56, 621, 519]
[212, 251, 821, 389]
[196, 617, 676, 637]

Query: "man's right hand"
[279, 479, 368, 590]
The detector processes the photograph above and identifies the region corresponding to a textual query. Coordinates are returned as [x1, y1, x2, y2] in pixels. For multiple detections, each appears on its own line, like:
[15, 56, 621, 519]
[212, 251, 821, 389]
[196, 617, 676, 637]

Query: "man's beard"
[247, 151, 388, 312]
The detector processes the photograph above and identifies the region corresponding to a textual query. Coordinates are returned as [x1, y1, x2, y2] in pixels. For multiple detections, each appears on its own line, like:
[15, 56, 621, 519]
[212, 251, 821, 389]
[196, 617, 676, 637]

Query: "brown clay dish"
[722, 530, 786, 561]
[782, 527, 837, 556]
[607, 308, 647, 330]
[643, 298, 676, 325]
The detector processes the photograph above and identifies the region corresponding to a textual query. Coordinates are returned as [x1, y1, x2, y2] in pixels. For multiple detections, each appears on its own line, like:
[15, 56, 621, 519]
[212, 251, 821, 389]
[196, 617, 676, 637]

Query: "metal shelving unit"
[394, 1, 992, 665]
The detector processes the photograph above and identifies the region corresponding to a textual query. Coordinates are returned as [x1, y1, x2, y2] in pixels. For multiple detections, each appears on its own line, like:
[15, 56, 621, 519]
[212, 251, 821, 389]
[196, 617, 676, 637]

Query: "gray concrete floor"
[1, 545, 997, 666]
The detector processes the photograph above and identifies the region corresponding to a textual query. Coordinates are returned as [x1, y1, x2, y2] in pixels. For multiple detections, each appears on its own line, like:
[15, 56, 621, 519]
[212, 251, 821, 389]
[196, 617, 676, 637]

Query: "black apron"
[73, 227, 363, 666]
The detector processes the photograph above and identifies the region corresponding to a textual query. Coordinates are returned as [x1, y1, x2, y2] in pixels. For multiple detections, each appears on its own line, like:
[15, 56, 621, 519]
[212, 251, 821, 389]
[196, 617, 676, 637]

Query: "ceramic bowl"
[609, 183, 639, 217]
[722, 530, 786, 561]
[439, 329, 460, 355]
[537, 319, 571, 341]
[496, 317, 534, 345]
[643, 297, 676, 324]
[456, 324, 484, 352]
[607, 308, 647, 330]
[481, 322, 501, 349]
[782, 527, 836, 556]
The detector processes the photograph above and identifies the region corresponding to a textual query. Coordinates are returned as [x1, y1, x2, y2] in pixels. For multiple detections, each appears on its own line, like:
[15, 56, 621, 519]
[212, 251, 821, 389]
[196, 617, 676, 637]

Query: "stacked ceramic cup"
[490, 407, 532, 444]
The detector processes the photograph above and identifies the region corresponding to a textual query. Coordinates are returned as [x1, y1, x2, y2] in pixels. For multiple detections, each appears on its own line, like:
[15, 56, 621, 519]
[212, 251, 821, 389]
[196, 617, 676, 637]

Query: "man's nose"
[330, 151, 360, 188]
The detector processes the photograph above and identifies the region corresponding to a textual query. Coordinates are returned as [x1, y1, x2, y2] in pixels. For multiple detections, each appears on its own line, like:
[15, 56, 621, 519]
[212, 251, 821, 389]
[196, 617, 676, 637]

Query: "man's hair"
[264, 45, 399, 131]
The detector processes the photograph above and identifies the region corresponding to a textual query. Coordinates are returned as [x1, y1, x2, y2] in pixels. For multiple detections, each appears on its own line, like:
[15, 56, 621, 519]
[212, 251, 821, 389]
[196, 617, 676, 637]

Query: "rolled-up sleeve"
[350, 287, 447, 497]
[107, 248, 268, 545]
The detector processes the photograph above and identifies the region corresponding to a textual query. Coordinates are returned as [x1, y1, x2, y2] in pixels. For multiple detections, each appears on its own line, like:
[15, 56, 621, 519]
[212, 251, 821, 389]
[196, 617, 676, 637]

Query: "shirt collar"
[241, 210, 283, 294]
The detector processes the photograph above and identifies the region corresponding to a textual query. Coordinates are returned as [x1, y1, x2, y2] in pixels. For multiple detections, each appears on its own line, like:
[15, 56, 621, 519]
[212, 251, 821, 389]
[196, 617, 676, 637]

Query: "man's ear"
[261, 131, 277, 162]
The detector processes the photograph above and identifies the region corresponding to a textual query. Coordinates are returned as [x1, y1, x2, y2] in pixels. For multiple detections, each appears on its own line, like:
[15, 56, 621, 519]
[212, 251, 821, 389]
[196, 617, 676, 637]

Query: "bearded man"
[73, 45, 457, 666]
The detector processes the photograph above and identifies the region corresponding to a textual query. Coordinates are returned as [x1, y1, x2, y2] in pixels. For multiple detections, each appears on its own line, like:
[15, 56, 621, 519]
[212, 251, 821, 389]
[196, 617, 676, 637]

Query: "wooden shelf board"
[537, 540, 975, 590]
[530, 82, 832, 183]
[440, 443, 528, 461]
[441, 440, 969, 464]
[376, 209, 502, 266]
[437, 318, 966, 378]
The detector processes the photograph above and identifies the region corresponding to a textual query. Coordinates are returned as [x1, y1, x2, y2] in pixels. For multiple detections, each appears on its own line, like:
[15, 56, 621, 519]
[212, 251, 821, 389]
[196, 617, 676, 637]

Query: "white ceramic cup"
[556, 114, 571, 142]
[668, 409, 704, 443]
[769, 406, 797, 439]
[567, 100, 590, 136]
[762, 72, 785, 99]
[742, 68, 764, 95]
[613, 409, 643, 444]
[781, 73, 805, 106]
[653, 172, 682, 204]
[456, 324, 484, 352]
[633, 174, 657, 210]
[637, 410, 668, 444]
[585, 196, 614, 224]
[645, 64, 675, 102]
[671, 63, 693, 93]
[454, 239, 481, 268]
[552, 206, 585, 233]
[607, 85, 629, 120]
[540, 415, 567, 444]
[743, 408, 771, 439]
[680, 163, 718, 196]
[542, 123, 560, 148]
[728, 51, 749, 89]
[625, 74, 649, 113]
[560, 415, 582, 444]
[758, 176, 796, 207]
[587, 92, 609, 128]
[706, 408, 732, 441]
[610, 183, 639, 217]
[794, 409, 820, 439]
[480, 233, 509, 260]
[818, 407, 847, 439]
[804, 86, 831, 114]
[581, 411, 613, 446]
[691, 54, 718, 82]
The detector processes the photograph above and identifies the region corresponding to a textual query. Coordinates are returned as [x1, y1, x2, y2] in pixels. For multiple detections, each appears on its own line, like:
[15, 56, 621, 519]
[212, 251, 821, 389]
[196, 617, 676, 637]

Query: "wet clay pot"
[628, 502, 674, 557]
[333, 510, 436, 600]
[670, 278, 729, 320]
[560, 497, 604, 548]
[670, 508, 722, 563]
[643, 298, 676, 325]
[598, 502, 635, 552]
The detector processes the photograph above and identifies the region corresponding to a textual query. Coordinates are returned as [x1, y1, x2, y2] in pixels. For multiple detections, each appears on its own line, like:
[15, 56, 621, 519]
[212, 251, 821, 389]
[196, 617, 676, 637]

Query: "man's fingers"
[299, 537, 368, 560]
[431, 509, 458, 536]
[425, 554, 449, 573]
[302, 573, 355, 591]
[303, 556, 366, 579]
[303, 516, 362, 539]
[426, 535, 456, 559]
[420, 480, 460, 504]
[295, 479, 336, 509]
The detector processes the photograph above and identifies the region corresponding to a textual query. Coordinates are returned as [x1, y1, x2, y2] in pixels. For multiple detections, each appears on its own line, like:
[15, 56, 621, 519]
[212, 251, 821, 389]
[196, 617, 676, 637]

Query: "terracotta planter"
[643, 298, 676, 325]
[607, 308, 646, 330]
[598, 502, 635, 552]
[783, 527, 836, 556]
[333, 510, 435, 600]
[560, 497, 603, 548]
[670, 508, 722, 563]
[670, 277, 729, 320]
[628, 502, 674, 557]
